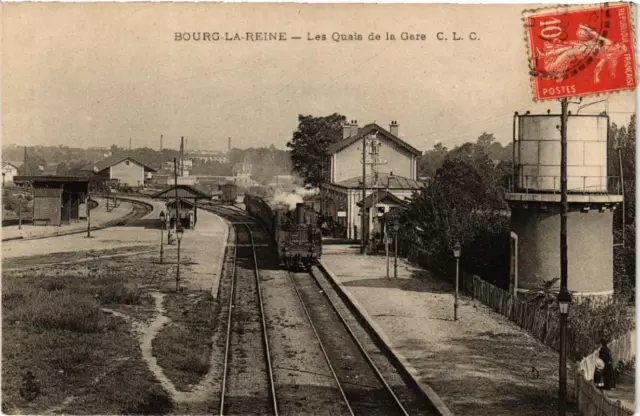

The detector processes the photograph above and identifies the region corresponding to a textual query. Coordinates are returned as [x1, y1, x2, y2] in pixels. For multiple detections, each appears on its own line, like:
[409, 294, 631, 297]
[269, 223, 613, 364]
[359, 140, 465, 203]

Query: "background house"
[1, 162, 20, 183]
[321, 121, 422, 240]
[82, 155, 156, 188]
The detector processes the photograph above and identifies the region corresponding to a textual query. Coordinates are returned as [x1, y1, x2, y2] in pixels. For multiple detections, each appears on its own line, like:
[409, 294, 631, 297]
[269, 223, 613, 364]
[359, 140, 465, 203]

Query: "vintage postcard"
[1, 3, 636, 416]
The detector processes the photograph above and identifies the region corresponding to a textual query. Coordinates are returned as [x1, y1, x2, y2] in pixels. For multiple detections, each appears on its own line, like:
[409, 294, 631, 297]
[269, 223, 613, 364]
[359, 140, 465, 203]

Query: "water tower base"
[506, 193, 622, 296]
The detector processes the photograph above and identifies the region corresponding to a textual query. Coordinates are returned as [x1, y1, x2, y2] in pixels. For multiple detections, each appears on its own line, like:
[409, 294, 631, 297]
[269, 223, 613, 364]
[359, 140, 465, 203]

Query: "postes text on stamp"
[525, 3, 637, 101]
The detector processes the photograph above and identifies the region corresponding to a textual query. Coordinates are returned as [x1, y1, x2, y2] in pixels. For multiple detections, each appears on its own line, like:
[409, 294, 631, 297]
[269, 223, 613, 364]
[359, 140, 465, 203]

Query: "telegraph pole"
[361, 129, 366, 254]
[558, 97, 571, 416]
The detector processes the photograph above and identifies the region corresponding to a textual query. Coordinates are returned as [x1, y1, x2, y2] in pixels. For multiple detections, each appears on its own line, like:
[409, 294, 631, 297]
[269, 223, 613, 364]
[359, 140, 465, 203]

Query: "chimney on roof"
[350, 120, 359, 137]
[389, 120, 399, 137]
[343, 122, 351, 139]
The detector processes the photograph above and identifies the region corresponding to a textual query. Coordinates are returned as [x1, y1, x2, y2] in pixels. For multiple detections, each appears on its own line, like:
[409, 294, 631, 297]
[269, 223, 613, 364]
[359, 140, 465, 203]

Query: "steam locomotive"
[245, 193, 322, 271]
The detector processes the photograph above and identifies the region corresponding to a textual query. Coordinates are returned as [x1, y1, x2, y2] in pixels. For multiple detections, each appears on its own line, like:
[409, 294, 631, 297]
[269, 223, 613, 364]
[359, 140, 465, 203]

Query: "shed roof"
[325, 123, 421, 156]
[81, 154, 157, 173]
[152, 184, 211, 200]
[13, 175, 108, 184]
[334, 173, 423, 190]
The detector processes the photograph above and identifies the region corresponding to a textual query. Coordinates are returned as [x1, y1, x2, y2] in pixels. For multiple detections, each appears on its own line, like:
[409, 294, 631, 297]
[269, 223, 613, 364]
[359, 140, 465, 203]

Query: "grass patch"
[2, 257, 172, 414]
[152, 291, 217, 390]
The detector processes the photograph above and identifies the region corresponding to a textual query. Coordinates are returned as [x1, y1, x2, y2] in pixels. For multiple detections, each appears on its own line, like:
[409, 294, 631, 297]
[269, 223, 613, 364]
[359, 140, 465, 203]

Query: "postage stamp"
[524, 3, 637, 101]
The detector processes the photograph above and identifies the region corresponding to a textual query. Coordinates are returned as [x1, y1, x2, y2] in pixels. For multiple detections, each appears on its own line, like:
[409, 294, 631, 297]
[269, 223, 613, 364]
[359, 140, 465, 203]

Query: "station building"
[320, 121, 423, 240]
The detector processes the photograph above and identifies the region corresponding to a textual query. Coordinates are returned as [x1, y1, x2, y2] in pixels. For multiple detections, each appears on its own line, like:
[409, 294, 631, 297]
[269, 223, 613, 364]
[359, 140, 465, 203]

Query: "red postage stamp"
[525, 3, 637, 101]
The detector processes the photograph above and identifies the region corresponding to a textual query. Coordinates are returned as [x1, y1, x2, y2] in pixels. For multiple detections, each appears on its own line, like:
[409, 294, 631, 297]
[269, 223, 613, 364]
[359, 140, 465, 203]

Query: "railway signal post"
[176, 226, 184, 292]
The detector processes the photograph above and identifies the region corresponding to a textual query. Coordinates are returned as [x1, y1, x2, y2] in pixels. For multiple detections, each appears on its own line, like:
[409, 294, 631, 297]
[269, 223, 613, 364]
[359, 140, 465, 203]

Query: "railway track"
[205, 204, 278, 416]
[202, 202, 437, 416]
[288, 267, 435, 416]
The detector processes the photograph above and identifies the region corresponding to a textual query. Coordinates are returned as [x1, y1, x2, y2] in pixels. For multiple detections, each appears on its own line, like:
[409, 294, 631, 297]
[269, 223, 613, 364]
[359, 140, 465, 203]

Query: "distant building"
[321, 121, 422, 240]
[81, 155, 156, 188]
[232, 162, 253, 186]
[1, 162, 19, 183]
[189, 150, 229, 164]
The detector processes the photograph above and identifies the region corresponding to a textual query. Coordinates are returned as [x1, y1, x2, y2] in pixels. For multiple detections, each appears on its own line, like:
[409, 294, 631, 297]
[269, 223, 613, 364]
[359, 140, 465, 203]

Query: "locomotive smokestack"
[295, 203, 305, 225]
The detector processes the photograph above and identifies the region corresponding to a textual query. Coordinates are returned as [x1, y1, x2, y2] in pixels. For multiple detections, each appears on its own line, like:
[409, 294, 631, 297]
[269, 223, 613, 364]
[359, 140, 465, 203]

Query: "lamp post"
[453, 241, 462, 321]
[392, 218, 400, 278]
[385, 218, 390, 279]
[86, 195, 92, 238]
[159, 211, 166, 264]
[176, 226, 184, 292]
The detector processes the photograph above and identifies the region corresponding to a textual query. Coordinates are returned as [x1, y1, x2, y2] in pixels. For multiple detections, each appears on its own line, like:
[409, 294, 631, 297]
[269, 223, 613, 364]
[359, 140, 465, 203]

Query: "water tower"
[506, 113, 623, 297]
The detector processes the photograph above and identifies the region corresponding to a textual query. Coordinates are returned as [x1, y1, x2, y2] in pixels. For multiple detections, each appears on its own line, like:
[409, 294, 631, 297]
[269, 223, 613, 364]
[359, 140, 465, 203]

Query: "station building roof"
[326, 123, 421, 156]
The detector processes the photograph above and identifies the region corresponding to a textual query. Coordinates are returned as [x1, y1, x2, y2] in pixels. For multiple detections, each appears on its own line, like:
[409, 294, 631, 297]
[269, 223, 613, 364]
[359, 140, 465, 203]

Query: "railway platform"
[1, 197, 136, 242]
[164, 207, 228, 296]
[319, 244, 574, 416]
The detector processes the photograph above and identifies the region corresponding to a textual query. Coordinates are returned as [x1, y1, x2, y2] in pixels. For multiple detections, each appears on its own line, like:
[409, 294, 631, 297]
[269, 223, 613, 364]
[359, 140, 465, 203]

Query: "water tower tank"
[515, 115, 608, 193]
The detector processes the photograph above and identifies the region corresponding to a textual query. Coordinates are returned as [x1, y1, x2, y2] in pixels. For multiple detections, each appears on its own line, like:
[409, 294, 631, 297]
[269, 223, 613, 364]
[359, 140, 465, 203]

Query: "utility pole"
[361, 127, 366, 254]
[180, 137, 185, 177]
[23, 146, 28, 175]
[160, 134, 163, 151]
[558, 97, 571, 416]
[129, 138, 132, 150]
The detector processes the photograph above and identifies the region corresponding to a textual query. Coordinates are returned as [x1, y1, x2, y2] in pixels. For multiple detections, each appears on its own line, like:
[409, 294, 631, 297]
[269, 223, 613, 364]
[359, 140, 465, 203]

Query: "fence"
[463, 271, 636, 416]
[575, 369, 634, 416]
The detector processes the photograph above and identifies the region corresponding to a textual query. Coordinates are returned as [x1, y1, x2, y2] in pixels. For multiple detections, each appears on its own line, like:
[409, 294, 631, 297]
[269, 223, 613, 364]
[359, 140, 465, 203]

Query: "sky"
[2, 3, 636, 152]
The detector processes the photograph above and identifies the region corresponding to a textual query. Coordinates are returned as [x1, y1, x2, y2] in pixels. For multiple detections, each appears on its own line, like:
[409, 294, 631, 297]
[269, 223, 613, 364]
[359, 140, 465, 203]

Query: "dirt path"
[124, 291, 221, 404]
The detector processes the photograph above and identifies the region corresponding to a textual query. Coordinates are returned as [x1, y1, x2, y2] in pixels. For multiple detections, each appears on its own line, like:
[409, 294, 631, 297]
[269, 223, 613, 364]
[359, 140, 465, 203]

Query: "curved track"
[1, 196, 154, 243]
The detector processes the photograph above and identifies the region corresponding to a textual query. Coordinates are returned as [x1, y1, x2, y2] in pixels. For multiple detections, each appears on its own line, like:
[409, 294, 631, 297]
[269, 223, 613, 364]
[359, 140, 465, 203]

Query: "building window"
[125, 160, 130, 166]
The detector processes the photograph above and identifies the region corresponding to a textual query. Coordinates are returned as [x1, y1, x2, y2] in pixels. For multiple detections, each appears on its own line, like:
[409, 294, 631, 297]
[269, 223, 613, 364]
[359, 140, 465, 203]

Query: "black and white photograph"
[1, 2, 637, 415]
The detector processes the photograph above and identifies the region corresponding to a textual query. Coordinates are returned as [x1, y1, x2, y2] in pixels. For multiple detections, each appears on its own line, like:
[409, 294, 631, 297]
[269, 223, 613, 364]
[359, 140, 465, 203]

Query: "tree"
[418, 142, 448, 178]
[403, 132, 512, 284]
[287, 113, 347, 187]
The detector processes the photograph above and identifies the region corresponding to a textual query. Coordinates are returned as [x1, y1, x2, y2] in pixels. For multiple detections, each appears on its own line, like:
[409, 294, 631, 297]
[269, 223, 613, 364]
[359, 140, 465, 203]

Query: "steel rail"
[206, 204, 279, 416]
[308, 268, 410, 416]
[218, 220, 239, 415]
[221, 199, 408, 415]
[286, 271, 355, 416]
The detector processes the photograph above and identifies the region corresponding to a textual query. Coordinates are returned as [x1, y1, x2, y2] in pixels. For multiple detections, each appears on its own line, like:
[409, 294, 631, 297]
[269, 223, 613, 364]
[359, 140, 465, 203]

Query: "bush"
[95, 276, 143, 305]
[569, 298, 635, 360]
